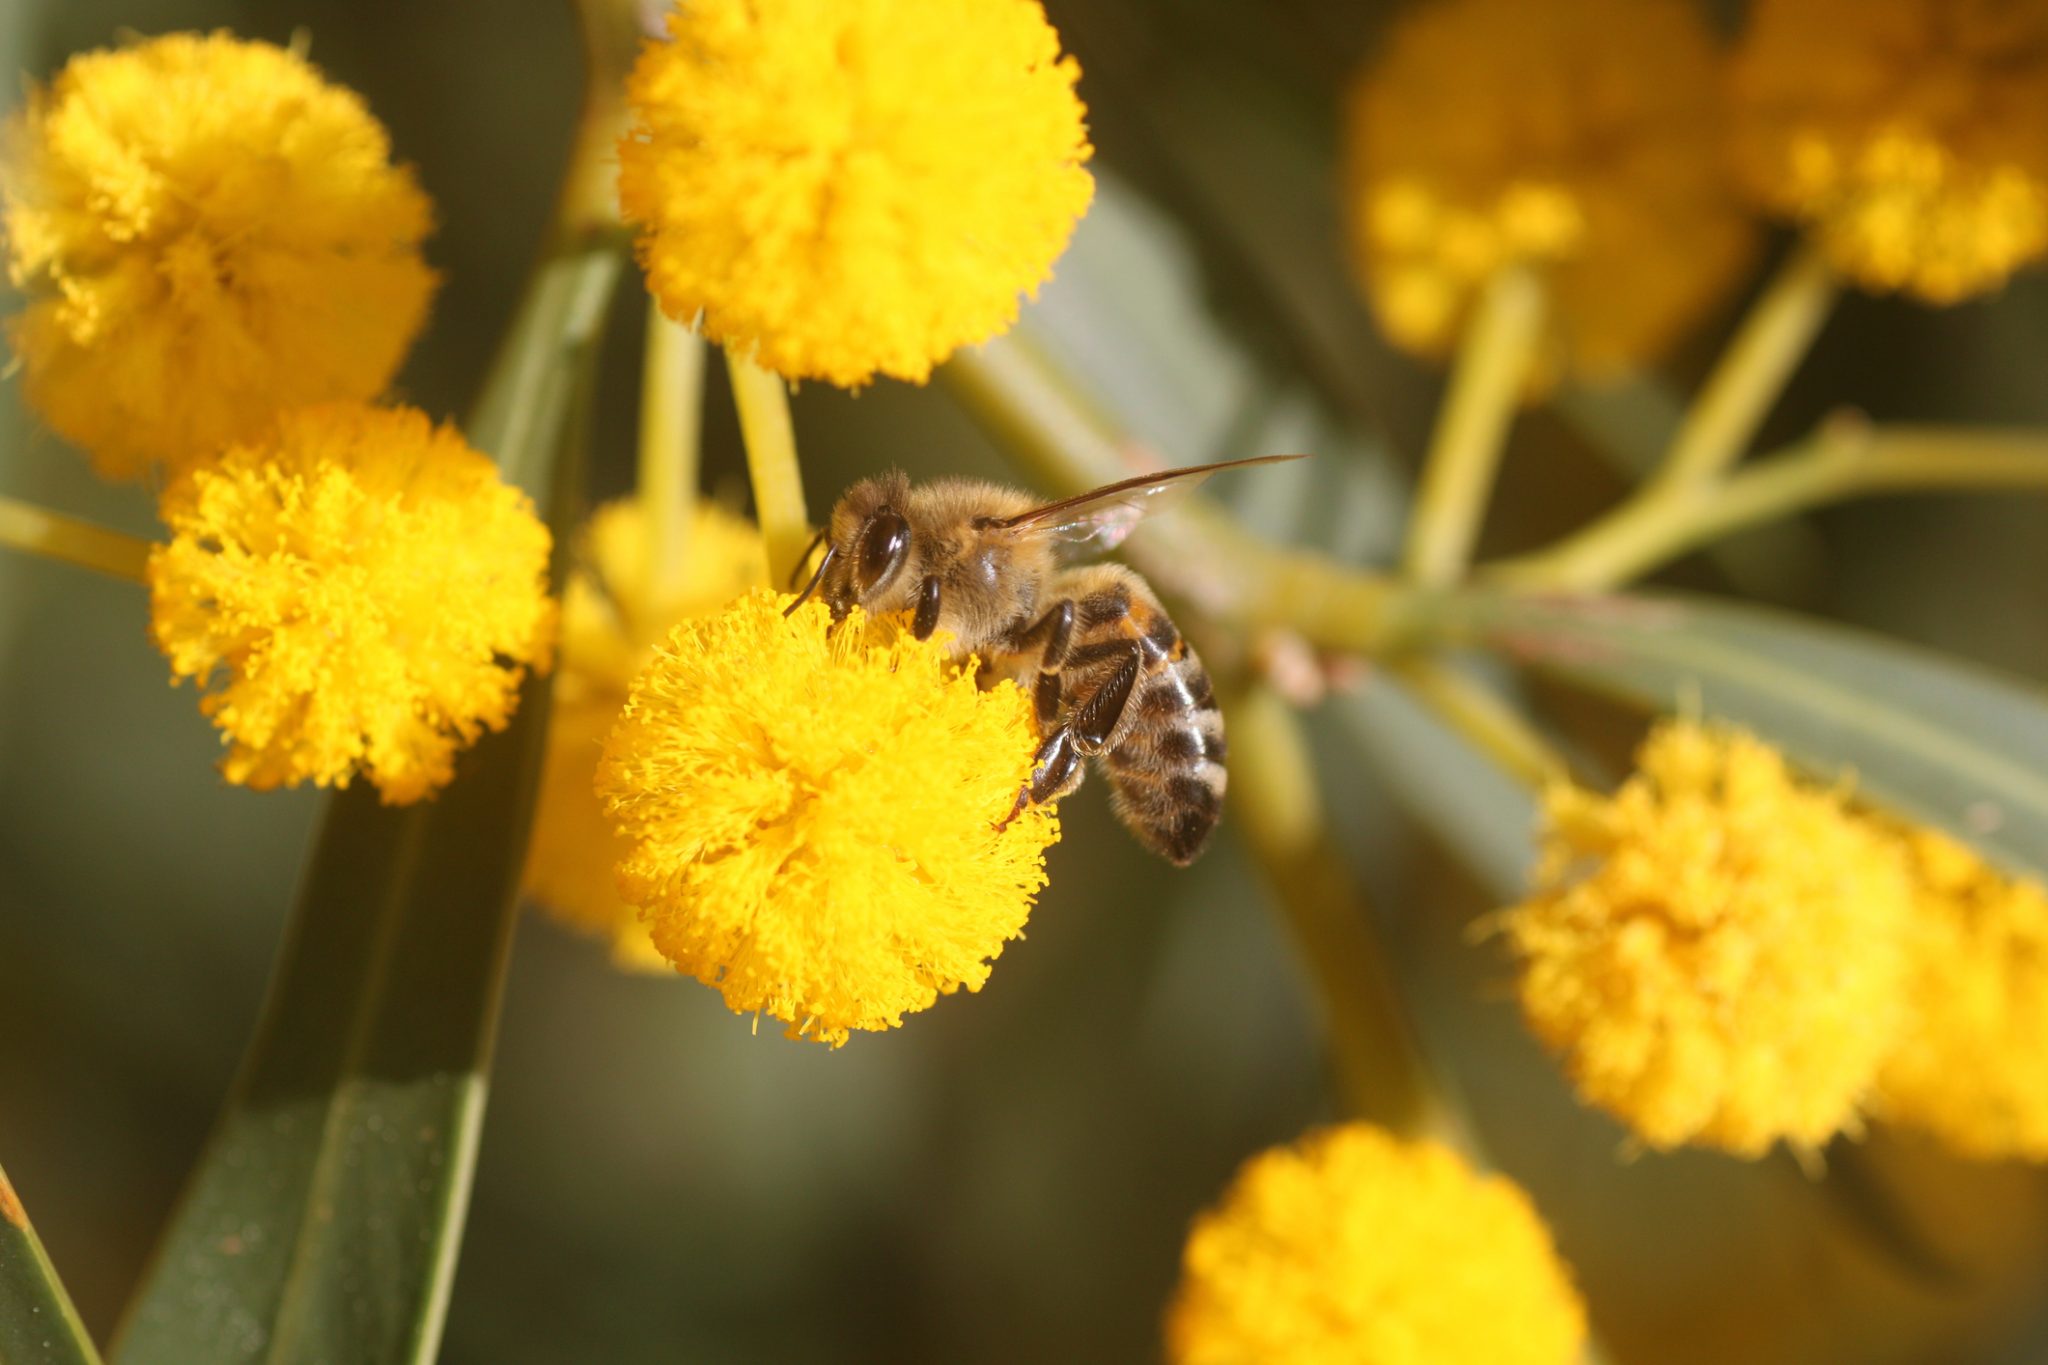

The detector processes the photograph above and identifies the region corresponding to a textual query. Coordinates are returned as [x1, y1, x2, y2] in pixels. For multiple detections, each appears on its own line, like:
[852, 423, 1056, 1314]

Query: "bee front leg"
[995, 725, 1085, 831]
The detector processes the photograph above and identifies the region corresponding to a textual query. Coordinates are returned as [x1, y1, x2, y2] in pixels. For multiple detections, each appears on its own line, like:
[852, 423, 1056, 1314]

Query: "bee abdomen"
[1104, 661, 1226, 866]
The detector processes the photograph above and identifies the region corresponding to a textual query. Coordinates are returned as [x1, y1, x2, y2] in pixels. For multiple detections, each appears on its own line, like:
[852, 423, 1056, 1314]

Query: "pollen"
[1499, 721, 1913, 1156]
[0, 33, 436, 481]
[1730, 0, 2048, 302]
[1341, 0, 1753, 378]
[1165, 1124, 1585, 1365]
[523, 499, 768, 971]
[1876, 828, 2048, 1161]
[147, 403, 553, 804]
[595, 589, 1060, 1045]
[617, 0, 1094, 388]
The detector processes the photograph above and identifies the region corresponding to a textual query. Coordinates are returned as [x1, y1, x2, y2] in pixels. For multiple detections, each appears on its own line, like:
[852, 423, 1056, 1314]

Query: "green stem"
[1391, 656, 1567, 789]
[943, 338, 1422, 656]
[0, 1161, 104, 1365]
[1400, 266, 1546, 588]
[1648, 242, 1839, 493]
[638, 305, 706, 598]
[726, 351, 811, 588]
[1491, 425, 2048, 592]
[1225, 687, 1453, 1140]
[0, 495, 149, 582]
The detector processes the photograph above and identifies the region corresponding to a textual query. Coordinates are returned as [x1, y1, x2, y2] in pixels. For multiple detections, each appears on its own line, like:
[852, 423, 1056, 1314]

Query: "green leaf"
[1475, 591, 2048, 878]
[111, 239, 624, 1365]
[0, 1162, 104, 1365]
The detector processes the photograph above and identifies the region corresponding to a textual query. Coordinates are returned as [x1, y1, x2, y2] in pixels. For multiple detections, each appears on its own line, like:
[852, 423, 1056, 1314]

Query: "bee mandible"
[788, 454, 1304, 865]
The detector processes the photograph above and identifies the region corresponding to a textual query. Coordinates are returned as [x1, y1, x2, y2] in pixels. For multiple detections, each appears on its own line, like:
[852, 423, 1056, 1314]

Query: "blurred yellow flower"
[148, 404, 552, 804]
[617, 0, 1094, 388]
[595, 590, 1058, 1045]
[1501, 721, 1912, 1156]
[1165, 1124, 1585, 1365]
[1342, 0, 1753, 377]
[1730, 0, 2048, 302]
[523, 499, 767, 971]
[1877, 828, 2048, 1161]
[0, 33, 435, 481]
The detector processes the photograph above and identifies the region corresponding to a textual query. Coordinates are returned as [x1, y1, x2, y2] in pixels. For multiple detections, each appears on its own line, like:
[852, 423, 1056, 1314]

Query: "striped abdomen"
[1104, 642, 1227, 865]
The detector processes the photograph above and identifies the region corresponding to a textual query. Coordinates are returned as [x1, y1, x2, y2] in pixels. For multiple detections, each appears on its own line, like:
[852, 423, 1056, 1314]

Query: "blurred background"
[5, 2, 2048, 1362]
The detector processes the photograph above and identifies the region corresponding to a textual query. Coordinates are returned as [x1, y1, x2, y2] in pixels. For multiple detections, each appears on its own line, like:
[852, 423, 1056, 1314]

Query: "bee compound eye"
[854, 511, 911, 595]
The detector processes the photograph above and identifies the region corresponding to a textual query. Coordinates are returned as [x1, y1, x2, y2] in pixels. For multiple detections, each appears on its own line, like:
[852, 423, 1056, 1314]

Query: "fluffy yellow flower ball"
[523, 499, 767, 970]
[0, 33, 435, 481]
[1730, 0, 2048, 301]
[1877, 829, 2048, 1161]
[617, 0, 1094, 388]
[1165, 1124, 1585, 1365]
[595, 590, 1059, 1045]
[1501, 722, 1913, 1156]
[148, 404, 553, 804]
[1343, 0, 1753, 378]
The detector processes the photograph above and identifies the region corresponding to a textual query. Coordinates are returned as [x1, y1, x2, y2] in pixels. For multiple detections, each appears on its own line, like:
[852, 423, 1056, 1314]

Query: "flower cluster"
[148, 404, 553, 803]
[1166, 1123, 1585, 1365]
[1729, 0, 2048, 302]
[1504, 720, 2048, 1162]
[522, 499, 768, 968]
[595, 591, 1059, 1044]
[1, 32, 435, 481]
[618, 0, 1094, 387]
[1878, 828, 2048, 1160]
[1342, 0, 1753, 377]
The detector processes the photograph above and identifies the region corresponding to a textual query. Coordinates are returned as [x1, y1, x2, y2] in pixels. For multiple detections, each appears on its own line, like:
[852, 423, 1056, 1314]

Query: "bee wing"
[990, 453, 1306, 552]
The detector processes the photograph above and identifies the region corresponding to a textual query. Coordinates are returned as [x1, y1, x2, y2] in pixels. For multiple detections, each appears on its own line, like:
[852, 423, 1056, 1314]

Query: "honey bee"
[788, 454, 1304, 865]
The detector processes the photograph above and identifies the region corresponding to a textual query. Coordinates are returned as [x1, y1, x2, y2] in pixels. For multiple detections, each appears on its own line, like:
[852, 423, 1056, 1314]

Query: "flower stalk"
[727, 350, 811, 587]
[1648, 241, 1839, 493]
[0, 494, 150, 582]
[1225, 685, 1449, 1139]
[1400, 265, 1547, 588]
[1492, 424, 2048, 592]
[638, 305, 706, 599]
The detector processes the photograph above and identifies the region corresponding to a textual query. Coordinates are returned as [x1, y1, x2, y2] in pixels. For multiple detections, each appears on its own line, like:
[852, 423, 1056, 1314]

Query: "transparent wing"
[991, 453, 1306, 552]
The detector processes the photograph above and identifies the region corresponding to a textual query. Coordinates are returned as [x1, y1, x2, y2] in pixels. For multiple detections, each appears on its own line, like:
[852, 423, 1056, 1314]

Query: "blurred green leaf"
[0, 1162, 103, 1365]
[1476, 591, 2048, 877]
[111, 239, 623, 1365]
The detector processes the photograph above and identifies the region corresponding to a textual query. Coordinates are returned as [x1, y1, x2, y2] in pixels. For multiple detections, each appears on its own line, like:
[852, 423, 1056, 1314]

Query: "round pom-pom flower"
[1343, 0, 1753, 377]
[596, 590, 1059, 1045]
[1500, 721, 1913, 1156]
[1877, 829, 2048, 1161]
[523, 499, 767, 970]
[1730, 0, 2048, 302]
[148, 403, 553, 804]
[617, 0, 1094, 388]
[1, 33, 436, 481]
[1165, 1124, 1585, 1365]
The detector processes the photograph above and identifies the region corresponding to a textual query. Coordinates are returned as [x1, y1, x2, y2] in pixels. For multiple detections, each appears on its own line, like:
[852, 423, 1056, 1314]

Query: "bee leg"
[1022, 599, 1076, 671]
[1070, 642, 1143, 755]
[912, 575, 943, 640]
[995, 726, 1084, 831]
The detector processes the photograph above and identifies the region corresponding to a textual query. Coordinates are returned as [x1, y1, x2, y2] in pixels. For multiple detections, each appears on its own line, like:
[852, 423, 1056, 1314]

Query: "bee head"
[799, 470, 917, 620]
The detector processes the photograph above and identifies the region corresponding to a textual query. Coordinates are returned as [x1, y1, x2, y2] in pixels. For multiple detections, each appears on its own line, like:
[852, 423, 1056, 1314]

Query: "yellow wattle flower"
[1500, 721, 1912, 1156]
[1877, 828, 2048, 1161]
[148, 403, 553, 805]
[1342, 0, 1754, 378]
[522, 499, 768, 971]
[1165, 1124, 1585, 1365]
[0, 33, 435, 481]
[595, 590, 1059, 1045]
[617, 0, 1094, 388]
[1730, 0, 2048, 302]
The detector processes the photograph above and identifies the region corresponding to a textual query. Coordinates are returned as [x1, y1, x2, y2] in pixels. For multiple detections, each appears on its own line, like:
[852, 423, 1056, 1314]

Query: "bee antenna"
[784, 544, 836, 617]
[787, 526, 830, 589]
